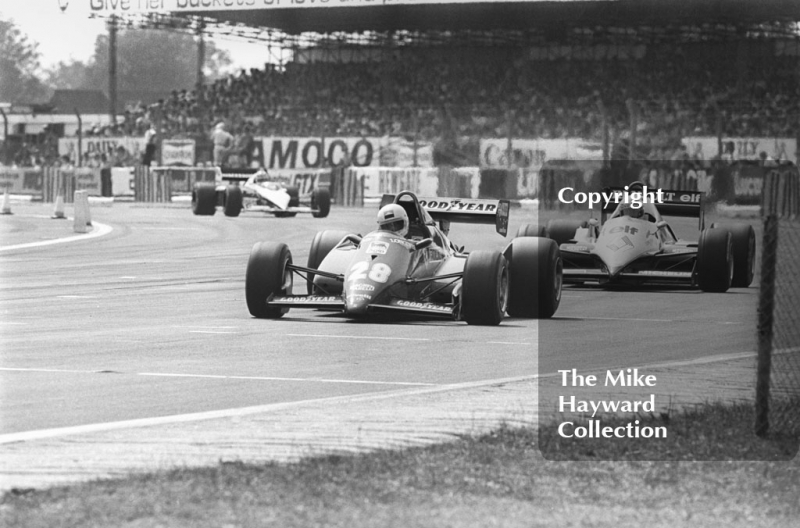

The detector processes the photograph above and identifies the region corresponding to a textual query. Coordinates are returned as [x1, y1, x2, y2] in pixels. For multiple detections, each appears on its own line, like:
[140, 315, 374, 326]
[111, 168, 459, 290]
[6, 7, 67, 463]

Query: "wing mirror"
[656, 220, 668, 229]
[588, 218, 599, 227]
[414, 238, 433, 250]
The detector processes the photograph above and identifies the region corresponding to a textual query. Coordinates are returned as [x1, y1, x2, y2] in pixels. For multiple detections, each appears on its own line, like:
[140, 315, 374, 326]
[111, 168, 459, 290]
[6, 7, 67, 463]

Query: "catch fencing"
[755, 166, 800, 436]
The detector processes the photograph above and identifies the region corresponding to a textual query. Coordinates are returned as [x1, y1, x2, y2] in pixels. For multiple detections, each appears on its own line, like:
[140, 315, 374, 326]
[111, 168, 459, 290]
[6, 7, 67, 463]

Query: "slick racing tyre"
[312, 187, 332, 218]
[192, 183, 217, 216]
[505, 237, 562, 319]
[223, 185, 243, 217]
[697, 228, 733, 293]
[711, 223, 756, 288]
[246, 241, 293, 318]
[546, 219, 586, 246]
[462, 250, 509, 326]
[307, 230, 349, 294]
[515, 224, 547, 238]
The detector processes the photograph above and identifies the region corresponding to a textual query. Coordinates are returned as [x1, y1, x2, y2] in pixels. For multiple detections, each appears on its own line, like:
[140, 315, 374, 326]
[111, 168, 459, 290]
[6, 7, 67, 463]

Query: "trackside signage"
[79, 0, 569, 16]
[262, 137, 379, 169]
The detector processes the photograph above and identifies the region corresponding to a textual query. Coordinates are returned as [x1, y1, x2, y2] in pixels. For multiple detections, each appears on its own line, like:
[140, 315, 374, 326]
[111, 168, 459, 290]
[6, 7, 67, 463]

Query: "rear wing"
[216, 167, 261, 183]
[381, 194, 509, 236]
[601, 188, 705, 229]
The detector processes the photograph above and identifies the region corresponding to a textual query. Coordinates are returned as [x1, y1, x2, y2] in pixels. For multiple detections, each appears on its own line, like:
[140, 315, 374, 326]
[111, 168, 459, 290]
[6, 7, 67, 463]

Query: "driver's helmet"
[621, 204, 644, 218]
[377, 204, 409, 237]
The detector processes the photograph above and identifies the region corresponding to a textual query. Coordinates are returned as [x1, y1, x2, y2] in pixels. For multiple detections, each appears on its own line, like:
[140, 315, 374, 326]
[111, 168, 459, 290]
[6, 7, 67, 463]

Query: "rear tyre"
[192, 183, 217, 216]
[546, 219, 586, 245]
[461, 250, 508, 326]
[223, 185, 242, 217]
[307, 230, 349, 294]
[697, 228, 732, 292]
[312, 187, 332, 218]
[245, 242, 293, 318]
[711, 223, 756, 288]
[505, 237, 562, 318]
[515, 224, 547, 238]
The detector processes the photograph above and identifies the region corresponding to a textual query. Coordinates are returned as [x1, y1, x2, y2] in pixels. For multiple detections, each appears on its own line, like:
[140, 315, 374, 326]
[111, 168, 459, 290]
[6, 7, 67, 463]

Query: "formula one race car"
[191, 168, 331, 218]
[245, 190, 563, 325]
[518, 181, 755, 292]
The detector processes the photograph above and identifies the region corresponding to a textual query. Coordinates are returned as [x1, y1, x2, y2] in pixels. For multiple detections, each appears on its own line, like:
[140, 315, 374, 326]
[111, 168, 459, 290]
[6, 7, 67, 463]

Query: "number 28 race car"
[518, 181, 756, 292]
[245, 191, 563, 325]
[191, 167, 331, 218]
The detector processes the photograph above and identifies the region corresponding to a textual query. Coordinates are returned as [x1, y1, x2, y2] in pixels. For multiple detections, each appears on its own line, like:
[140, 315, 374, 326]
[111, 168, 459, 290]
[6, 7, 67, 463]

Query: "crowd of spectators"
[3, 41, 798, 168]
[132, 44, 799, 150]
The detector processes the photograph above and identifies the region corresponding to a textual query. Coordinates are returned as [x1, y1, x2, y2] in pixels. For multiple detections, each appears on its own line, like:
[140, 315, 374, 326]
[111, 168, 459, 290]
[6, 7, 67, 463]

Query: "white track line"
[0, 367, 436, 387]
[0, 349, 768, 445]
[0, 219, 112, 252]
[287, 333, 432, 341]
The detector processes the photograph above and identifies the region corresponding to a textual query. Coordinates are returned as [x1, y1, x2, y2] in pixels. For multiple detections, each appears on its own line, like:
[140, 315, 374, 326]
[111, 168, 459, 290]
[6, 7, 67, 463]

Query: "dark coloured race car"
[191, 167, 331, 218]
[518, 181, 755, 292]
[245, 190, 563, 325]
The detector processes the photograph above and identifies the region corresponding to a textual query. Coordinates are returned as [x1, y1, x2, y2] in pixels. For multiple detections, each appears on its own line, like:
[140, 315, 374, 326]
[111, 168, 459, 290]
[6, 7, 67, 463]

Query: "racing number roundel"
[349, 261, 392, 284]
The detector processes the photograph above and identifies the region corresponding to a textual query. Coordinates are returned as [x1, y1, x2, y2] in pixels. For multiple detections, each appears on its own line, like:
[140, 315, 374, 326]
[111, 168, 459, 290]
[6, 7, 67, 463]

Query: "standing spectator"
[142, 123, 158, 166]
[236, 124, 256, 167]
[210, 122, 234, 167]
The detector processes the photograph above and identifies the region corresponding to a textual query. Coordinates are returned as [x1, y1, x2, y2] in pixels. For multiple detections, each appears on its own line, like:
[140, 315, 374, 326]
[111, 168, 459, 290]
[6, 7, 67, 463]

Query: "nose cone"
[345, 294, 371, 315]
[344, 282, 375, 315]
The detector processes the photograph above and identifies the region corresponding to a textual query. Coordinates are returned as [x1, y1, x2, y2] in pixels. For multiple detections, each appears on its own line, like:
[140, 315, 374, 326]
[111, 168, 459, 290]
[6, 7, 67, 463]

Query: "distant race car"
[191, 167, 331, 218]
[245, 190, 563, 325]
[518, 181, 756, 292]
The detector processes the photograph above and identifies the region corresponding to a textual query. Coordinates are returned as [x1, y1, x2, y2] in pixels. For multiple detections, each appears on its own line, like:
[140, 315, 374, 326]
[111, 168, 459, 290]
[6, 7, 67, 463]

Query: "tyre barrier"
[43, 167, 77, 203]
[134, 166, 172, 203]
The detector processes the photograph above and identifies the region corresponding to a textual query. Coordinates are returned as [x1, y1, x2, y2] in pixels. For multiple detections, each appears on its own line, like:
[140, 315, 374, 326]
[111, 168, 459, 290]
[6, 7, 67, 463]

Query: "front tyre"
[711, 223, 756, 288]
[245, 242, 293, 318]
[515, 224, 547, 238]
[312, 187, 331, 218]
[697, 228, 733, 292]
[505, 237, 562, 318]
[223, 185, 242, 217]
[461, 250, 508, 326]
[307, 230, 349, 294]
[546, 219, 586, 245]
[192, 183, 217, 216]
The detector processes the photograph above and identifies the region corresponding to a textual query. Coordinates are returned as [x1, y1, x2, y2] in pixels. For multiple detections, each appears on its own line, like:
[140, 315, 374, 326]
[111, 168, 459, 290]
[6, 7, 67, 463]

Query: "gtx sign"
[262, 137, 378, 169]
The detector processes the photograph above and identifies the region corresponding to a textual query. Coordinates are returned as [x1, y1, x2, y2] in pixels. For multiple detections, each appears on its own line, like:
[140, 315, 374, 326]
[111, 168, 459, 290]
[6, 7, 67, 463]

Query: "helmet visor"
[380, 219, 405, 232]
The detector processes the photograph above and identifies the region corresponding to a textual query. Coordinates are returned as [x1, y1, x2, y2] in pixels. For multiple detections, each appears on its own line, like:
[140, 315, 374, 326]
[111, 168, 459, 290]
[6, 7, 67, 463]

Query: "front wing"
[560, 248, 698, 286]
[267, 294, 455, 318]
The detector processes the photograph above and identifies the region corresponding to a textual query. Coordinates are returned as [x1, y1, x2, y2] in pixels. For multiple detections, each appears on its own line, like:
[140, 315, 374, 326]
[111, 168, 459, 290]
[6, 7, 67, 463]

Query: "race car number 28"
[348, 261, 392, 284]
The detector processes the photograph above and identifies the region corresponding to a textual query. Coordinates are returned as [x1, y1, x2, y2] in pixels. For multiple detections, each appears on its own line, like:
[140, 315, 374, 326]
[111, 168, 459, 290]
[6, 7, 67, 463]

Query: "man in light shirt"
[211, 122, 234, 167]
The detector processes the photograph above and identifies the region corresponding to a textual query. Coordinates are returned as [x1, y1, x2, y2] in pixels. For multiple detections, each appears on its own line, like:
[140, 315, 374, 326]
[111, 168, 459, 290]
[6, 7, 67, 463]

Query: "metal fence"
[755, 167, 800, 436]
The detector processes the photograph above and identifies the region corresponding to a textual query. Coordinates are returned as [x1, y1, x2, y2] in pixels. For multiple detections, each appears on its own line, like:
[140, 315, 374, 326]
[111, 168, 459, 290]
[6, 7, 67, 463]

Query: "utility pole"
[108, 15, 118, 126]
[196, 20, 206, 133]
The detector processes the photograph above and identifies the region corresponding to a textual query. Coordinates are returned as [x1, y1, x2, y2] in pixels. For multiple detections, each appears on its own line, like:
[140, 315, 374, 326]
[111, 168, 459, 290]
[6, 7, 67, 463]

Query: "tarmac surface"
[0, 198, 771, 491]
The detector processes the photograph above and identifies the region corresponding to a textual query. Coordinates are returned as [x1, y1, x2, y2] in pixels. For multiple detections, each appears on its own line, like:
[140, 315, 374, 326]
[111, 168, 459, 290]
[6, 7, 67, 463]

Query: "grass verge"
[1, 401, 798, 528]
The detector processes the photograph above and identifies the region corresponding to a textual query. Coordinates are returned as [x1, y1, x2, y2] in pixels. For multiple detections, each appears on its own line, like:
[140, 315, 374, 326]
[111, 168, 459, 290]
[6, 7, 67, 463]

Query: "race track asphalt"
[0, 200, 761, 490]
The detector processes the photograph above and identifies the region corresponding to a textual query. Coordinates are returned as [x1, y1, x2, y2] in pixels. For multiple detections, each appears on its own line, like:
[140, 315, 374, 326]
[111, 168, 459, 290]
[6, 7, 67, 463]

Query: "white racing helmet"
[377, 204, 409, 237]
